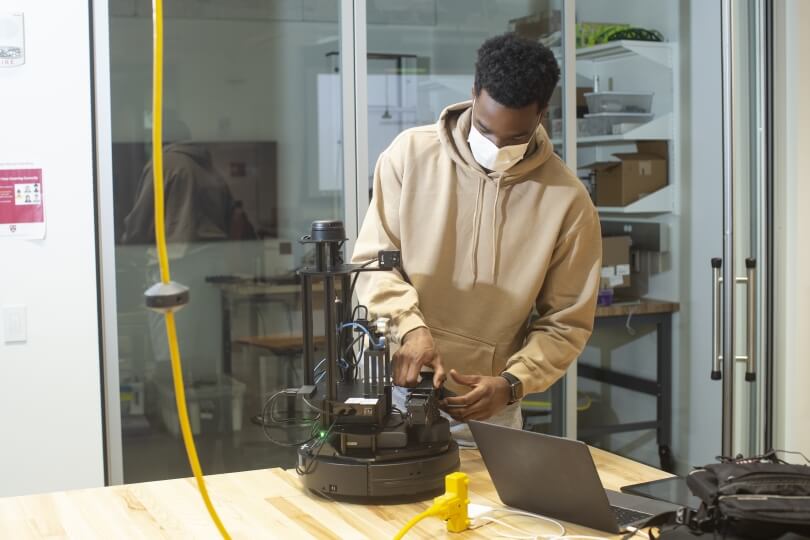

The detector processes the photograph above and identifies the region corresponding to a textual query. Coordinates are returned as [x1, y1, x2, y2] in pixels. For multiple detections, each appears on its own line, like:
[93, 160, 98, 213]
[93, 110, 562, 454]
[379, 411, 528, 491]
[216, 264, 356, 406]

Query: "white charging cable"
[469, 503, 635, 540]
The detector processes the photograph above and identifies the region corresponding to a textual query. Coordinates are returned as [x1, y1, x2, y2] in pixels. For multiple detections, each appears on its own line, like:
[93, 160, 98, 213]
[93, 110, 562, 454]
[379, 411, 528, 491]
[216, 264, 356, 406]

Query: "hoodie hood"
[437, 101, 555, 283]
[165, 142, 213, 168]
[437, 100, 554, 184]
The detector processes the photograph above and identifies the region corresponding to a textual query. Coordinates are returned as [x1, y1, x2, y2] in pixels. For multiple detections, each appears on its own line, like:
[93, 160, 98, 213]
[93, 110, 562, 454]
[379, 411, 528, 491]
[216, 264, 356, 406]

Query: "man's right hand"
[393, 327, 446, 389]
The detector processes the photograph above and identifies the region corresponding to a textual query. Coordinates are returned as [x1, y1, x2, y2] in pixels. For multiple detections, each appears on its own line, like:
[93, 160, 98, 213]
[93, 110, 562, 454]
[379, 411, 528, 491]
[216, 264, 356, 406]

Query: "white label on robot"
[345, 398, 378, 405]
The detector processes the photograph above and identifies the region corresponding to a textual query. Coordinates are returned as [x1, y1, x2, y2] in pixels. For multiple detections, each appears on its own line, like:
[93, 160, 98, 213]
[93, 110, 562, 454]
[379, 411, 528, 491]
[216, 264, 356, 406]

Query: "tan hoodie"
[352, 101, 602, 395]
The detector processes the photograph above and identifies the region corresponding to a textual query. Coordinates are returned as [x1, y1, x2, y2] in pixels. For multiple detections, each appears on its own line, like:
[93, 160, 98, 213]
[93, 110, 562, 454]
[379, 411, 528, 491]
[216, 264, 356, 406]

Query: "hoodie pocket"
[430, 326, 496, 395]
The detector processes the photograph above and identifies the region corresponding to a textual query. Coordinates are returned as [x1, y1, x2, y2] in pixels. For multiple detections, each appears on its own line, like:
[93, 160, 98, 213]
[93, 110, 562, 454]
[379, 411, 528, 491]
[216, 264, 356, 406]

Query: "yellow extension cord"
[393, 508, 441, 540]
[393, 472, 471, 539]
[151, 1, 231, 537]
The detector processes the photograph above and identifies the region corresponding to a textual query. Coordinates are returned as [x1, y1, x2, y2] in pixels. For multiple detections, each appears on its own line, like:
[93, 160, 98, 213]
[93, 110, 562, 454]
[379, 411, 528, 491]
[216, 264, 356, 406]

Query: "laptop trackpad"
[607, 489, 682, 516]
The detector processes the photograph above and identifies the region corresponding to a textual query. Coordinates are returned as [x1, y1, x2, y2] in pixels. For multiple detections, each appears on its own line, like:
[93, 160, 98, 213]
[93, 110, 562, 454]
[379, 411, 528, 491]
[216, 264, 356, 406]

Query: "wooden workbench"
[0, 447, 670, 539]
[595, 298, 680, 318]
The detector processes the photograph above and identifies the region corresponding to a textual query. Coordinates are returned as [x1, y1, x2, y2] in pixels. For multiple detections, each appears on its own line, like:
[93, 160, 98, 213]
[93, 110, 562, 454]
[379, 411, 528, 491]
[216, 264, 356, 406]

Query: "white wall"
[773, 0, 810, 458]
[0, 1, 105, 496]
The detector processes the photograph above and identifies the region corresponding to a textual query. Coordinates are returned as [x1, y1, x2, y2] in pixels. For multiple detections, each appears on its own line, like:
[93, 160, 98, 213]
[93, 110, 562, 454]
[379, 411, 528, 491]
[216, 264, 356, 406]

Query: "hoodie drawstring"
[471, 175, 504, 285]
[470, 177, 485, 284]
[491, 179, 501, 282]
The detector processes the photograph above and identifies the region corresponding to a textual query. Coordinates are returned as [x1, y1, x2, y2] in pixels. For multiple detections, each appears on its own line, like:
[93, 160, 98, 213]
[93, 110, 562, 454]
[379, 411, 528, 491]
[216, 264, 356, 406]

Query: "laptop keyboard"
[610, 505, 652, 526]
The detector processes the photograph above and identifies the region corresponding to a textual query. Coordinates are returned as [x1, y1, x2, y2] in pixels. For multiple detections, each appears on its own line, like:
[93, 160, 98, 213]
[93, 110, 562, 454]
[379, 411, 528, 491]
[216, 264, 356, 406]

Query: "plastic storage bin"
[581, 112, 654, 137]
[157, 375, 246, 437]
[585, 92, 654, 114]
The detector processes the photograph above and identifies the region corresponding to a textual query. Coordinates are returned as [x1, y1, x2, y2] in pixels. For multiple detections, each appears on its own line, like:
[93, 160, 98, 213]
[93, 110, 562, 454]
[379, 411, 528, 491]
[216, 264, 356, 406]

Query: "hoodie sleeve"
[504, 205, 602, 394]
[351, 149, 427, 342]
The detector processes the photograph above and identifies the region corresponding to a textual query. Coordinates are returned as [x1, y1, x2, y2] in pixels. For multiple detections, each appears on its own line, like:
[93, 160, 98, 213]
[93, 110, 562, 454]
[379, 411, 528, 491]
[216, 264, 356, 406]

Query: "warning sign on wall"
[0, 167, 46, 238]
[0, 13, 25, 68]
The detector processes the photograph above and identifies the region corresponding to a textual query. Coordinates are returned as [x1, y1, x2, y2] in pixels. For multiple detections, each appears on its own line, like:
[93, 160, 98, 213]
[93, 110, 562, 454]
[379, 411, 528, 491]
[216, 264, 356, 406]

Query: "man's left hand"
[439, 369, 511, 422]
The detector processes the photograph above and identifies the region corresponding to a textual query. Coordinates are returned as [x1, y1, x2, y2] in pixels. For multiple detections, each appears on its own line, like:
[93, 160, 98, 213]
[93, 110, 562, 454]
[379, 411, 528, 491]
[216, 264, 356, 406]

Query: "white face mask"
[467, 103, 536, 172]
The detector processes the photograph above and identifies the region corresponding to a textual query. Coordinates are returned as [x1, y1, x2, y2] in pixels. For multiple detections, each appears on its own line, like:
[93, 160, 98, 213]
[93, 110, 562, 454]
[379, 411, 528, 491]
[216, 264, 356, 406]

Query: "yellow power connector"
[433, 472, 471, 533]
[393, 472, 470, 539]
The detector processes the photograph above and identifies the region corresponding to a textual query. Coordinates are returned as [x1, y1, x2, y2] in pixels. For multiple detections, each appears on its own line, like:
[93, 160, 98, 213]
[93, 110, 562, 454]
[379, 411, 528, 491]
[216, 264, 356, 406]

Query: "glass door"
[102, 0, 348, 483]
[568, 0, 774, 473]
[571, 0, 683, 472]
[720, 0, 772, 458]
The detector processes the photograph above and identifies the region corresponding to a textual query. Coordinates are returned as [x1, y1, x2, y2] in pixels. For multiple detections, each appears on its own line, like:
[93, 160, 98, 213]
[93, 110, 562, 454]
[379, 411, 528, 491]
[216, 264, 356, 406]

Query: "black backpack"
[626, 452, 810, 539]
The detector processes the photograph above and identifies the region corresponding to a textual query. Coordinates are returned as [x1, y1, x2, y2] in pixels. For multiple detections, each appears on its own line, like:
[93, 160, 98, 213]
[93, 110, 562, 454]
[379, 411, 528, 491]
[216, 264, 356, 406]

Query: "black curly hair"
[474, 33, 560, 110]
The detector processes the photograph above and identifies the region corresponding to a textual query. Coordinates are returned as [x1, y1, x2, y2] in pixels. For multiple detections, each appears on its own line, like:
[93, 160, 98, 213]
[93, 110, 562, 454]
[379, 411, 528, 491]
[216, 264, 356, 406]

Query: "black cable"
[351, 304, 368, 321]
[348, 260, 378, 304]
[387, 406, 406, 429]
[269, 389, 318, 425]
[260, 390, 320, 447]
[261, 421, 318, 448]
[301, 395, 332, 416]
[343, 334, 365, 368]
[296, 418, 338, 476]
[770, 449, 810, 465]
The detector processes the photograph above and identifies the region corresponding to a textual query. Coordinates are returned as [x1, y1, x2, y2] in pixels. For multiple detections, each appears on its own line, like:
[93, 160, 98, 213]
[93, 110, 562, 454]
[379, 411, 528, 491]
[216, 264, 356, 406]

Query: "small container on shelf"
[597, 288, 615, 306]
[582, 112, 654, 137]
[585, 92, 654, 114]
[612, 122, 644, 135]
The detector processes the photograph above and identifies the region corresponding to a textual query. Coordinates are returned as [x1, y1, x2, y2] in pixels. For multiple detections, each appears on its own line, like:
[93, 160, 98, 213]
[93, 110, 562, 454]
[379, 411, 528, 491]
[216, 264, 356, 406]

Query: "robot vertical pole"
[340, 273, 352, 379]
[383, 351, 391, 385]
[377, 353, 384, 395]
[324, 274, 338, 425]
[371, 351, 378, 393]
[302, 274, 314, 385]
[364, 350, 371, 395]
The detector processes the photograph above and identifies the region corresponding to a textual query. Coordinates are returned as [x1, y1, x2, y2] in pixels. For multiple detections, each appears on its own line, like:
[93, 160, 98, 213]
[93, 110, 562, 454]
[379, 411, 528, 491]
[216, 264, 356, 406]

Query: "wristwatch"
[500, 372, 524, 405]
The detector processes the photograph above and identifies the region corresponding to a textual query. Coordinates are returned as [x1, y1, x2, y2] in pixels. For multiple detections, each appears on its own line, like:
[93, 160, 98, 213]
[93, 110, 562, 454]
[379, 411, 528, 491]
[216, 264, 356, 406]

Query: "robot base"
[297, 440, 460, 502]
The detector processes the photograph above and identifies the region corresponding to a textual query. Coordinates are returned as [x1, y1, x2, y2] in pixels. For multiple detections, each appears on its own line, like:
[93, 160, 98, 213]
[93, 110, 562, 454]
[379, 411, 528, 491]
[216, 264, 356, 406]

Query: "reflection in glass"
[110, 1, 343, 482]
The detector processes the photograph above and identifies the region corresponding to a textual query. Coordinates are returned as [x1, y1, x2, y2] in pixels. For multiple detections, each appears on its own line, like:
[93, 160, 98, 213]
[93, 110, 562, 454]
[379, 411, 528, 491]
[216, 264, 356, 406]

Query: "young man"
[352, 33, 601, 434]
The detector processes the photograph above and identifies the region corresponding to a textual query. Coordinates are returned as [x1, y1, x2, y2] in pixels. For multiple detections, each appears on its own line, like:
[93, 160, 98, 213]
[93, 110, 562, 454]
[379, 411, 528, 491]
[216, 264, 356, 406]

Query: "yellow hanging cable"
[151, 1, 230, 537]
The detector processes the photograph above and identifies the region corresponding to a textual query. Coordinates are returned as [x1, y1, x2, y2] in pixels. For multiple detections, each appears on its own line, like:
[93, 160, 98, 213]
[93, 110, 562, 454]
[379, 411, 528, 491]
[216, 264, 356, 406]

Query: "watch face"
[501, 373, 521, 403]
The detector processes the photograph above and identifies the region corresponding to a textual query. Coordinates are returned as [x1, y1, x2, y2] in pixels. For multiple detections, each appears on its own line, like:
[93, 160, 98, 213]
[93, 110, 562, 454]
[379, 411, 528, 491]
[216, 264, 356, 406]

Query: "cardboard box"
[601, 236, 632, 289]
[591, 141, 668, 207]
[511, 11, 562, 40]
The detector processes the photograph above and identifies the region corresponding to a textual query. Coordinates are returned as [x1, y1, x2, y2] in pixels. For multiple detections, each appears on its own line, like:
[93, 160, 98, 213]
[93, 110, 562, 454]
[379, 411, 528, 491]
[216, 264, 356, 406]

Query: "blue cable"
[313, 357, 350, 383]
[338, 322, 382, 348]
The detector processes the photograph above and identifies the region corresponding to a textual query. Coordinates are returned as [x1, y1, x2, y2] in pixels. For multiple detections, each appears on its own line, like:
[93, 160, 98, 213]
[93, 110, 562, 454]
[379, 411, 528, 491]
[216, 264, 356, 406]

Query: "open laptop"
[469, 421, 681, 534]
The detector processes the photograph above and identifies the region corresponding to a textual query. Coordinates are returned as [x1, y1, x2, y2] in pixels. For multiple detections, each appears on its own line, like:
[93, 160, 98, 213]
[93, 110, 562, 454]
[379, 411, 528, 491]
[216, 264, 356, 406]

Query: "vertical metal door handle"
[711, 258, 723, 380]
[745, 258, 757, 381]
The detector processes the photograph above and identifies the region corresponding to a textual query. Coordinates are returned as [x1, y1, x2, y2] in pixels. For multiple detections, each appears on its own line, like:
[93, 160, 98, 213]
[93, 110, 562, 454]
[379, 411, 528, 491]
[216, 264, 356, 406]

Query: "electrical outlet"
[2, 305, 27, 344]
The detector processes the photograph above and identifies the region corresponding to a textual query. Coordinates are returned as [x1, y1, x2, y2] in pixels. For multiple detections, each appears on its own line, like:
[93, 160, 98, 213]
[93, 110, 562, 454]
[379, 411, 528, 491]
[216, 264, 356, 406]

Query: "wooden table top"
[596, 298, 680, 318]
[0, 446, 670, 539]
